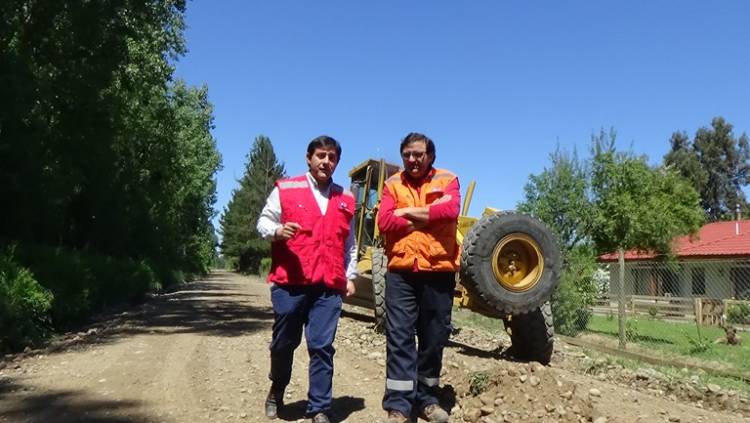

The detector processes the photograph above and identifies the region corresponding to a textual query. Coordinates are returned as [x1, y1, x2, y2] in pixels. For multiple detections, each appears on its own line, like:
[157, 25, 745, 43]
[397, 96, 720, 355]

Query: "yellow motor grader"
[344, 159, 561, 364]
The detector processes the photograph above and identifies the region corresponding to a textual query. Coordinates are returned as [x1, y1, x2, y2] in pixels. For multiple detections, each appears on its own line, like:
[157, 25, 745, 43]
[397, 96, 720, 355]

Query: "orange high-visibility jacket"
[379, 168, 460, 272]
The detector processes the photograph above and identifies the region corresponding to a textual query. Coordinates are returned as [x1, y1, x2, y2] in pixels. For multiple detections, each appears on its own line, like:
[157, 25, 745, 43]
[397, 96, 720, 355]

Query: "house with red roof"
[599, 220, 750, 300]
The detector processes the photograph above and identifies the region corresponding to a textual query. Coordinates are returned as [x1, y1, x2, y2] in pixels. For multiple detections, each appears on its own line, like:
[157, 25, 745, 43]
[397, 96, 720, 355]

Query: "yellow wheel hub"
[490, 233, 543, 292]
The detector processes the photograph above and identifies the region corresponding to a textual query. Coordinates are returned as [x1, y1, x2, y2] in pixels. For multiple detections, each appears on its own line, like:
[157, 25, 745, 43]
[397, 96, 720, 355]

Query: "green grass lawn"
[585, 314, 750, 372]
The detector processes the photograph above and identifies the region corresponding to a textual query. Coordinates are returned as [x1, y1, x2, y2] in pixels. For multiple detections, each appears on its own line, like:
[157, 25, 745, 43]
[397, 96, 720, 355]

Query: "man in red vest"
[257, 135, 357, 423]
[377, 132, 460, 423]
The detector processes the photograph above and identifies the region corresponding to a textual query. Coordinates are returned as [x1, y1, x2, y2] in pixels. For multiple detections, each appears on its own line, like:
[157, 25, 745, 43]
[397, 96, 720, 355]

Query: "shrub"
[468, 371, 490, 395]
[0, 249, 53, 352]
[551, 246, 598, 336]
[684, 320, 712, 354]
[258, 257, 272, 277]
[13, 243, 161, 328]
[686, 335, 712, 354]
[625, 318, 640, 341]
[726, 303, 750, 325]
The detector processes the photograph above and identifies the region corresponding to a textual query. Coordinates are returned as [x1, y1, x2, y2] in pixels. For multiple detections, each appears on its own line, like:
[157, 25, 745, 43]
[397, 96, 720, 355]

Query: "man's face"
[306, 146, 339, 185]
[401, 140, 432, 180]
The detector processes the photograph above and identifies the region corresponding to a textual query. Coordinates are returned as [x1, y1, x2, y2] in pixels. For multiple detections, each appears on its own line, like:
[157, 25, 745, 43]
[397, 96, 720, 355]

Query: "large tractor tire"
[503, 302, 554, 365]
[460, 211, 561, 315]
[372, 247, 387, 333]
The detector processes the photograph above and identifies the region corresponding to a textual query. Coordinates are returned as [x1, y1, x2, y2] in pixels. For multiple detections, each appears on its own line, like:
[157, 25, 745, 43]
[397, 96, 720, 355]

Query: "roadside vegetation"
[1, 1, 220, 352]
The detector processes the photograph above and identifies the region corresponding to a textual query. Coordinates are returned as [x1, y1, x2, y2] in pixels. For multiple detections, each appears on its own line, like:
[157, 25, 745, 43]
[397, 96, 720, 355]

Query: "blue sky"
[174, 1, 750, 224]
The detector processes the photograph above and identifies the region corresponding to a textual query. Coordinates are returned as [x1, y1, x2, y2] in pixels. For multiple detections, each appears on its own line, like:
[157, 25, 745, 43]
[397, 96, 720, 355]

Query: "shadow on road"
[277, 395, 366, 422]
[0, 378, 151, 423]
[447, 338, 505, 360]
[436, 384, 457, 417]
[40, 272, 275, 355]
[341, 308, 376, 325]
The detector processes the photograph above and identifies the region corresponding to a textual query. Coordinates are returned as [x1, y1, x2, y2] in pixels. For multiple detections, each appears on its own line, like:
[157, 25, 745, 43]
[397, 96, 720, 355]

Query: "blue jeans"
[269, 284, 342, 415]
[382, 271, 456, 415]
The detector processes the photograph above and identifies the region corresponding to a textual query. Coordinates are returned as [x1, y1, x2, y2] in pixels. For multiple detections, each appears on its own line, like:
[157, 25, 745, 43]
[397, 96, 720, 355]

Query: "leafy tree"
[0, 0, 221, 347]
[591, 129, 704, 348]
[518, 146, 591, 256]
[591, 130, 704, 255]
[519, 129, 705, 337]
[0, 0, 220, 274]
[0, 0, 190, 249]
[664, 117, 750, 221]
[220, 136, 286, 273]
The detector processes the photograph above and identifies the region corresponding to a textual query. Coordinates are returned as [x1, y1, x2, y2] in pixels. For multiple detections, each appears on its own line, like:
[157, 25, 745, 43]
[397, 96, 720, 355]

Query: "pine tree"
[220, 136, 286, 272]
[664, 117, 750, 221]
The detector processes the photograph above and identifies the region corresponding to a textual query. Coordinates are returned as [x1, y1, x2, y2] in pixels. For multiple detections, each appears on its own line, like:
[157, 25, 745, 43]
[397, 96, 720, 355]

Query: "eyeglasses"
[401, 151, 427, 160]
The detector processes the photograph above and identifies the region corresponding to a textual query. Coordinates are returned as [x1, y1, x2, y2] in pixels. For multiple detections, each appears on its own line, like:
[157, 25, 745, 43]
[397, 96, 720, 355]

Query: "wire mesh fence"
[558, 259, 750, 372]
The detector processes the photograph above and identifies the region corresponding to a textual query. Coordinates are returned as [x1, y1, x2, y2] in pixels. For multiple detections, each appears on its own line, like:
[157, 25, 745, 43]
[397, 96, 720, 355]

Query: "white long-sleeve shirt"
[257, 172, 358, 281]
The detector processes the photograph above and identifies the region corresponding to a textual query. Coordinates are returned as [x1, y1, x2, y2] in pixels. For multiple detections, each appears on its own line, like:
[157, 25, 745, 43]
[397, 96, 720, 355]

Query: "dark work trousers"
[269, 284, 343, 415]
[382, 271, 456, 415]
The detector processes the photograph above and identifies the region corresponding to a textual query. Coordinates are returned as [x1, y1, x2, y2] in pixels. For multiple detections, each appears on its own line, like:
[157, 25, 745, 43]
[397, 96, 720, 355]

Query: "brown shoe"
[387, 409, 410, 423]
[422, 403, 449, 423]
[264, 388, 283, 419]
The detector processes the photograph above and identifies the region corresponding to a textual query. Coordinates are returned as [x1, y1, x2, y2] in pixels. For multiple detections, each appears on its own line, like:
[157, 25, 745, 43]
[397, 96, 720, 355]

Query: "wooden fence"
[590, 295, 749, 327]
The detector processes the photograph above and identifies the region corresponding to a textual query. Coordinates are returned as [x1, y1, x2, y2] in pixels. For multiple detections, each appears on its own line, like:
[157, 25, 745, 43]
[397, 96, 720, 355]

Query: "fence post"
[694, 298, 703, 326]
[618, 248, 626, 349]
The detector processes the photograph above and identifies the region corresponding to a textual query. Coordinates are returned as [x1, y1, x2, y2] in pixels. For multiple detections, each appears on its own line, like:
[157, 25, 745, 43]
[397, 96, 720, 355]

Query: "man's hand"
[393, 207, 411, 218]
[346, 280, 356, 297]
[275, 222, 302, 240]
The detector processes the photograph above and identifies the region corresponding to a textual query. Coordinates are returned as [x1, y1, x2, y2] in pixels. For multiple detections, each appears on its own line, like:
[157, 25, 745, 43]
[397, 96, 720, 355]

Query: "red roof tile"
[599, 220, 750, 261]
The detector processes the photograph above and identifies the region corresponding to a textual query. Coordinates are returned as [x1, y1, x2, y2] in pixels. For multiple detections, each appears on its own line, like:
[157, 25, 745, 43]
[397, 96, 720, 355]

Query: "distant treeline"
[1, 1, 221, 351]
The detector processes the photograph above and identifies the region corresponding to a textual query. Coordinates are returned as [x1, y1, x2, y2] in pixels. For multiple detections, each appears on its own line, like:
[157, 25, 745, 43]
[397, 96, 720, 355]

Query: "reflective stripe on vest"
[277, 180, 309, 190]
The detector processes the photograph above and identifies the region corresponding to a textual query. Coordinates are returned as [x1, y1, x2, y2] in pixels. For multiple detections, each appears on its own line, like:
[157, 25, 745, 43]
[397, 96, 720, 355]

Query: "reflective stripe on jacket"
[381, 168, 460, 272]
[268, 174, 355, 291]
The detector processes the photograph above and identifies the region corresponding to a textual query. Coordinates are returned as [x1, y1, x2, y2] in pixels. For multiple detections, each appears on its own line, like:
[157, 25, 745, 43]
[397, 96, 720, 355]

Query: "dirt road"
[0, 271, 747, 422]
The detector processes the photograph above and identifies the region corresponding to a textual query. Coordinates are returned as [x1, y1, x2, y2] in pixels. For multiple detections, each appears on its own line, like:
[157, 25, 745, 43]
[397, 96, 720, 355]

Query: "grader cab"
[345, 159, 561, 364]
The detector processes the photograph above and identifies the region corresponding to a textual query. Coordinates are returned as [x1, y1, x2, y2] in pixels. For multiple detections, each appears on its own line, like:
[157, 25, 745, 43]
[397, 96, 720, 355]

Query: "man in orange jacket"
[377, 132, 460, 423]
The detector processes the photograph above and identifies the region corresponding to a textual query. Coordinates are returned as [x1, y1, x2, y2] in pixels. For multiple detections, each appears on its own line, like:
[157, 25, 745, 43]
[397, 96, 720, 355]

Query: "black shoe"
[265, 388, 283, 419]
[311, 412, 331, 423]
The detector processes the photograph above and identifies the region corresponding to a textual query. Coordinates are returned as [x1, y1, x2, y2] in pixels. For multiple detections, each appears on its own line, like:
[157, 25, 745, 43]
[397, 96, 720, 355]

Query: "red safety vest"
[268, 175, 355, 292]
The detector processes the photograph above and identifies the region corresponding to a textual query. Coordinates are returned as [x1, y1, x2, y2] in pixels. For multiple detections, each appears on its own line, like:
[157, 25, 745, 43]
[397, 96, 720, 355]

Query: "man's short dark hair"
[400, 132, 435, 165]
[307, 135, 342, 159]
